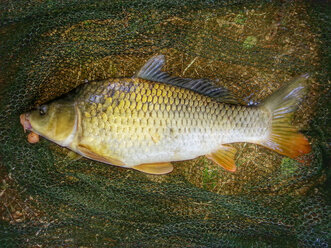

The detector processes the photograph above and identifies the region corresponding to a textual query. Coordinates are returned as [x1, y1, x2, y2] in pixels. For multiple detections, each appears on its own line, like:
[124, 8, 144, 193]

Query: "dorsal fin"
[136, 55, 237, 104]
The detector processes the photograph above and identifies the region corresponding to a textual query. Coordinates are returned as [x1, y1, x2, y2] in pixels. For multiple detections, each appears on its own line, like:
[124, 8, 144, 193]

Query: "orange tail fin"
[258, 74, 311, 158]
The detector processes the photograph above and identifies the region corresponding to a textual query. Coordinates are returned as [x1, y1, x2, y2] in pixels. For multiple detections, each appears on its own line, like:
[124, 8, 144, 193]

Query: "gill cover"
[29, 100, 77, 146]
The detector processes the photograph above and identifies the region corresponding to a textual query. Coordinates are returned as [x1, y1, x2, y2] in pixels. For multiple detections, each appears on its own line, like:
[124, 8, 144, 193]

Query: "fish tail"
[258, 74, 311, 158]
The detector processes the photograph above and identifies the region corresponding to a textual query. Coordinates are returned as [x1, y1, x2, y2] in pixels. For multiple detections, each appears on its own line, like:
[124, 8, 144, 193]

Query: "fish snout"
[20, 113, 32, 133]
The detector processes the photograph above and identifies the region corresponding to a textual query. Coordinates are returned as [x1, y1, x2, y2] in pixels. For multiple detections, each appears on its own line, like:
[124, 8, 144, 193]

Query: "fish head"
[20, 99, 77, 146]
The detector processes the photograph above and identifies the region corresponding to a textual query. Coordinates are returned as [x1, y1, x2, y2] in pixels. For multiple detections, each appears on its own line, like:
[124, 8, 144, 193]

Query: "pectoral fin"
[67, 151, 83, 161]
[77, 144, 125, 166]
[132, 162, 173, 175]
[206, 145, 237, 172]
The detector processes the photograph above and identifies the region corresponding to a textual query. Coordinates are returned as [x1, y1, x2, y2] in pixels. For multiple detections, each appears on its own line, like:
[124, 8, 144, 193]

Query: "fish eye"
[39, 105, 48, 116]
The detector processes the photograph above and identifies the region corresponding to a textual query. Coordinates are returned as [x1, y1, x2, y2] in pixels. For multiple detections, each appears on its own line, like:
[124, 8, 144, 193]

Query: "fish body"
[20, 55, 311, 174]
[73, 77, 269, 166]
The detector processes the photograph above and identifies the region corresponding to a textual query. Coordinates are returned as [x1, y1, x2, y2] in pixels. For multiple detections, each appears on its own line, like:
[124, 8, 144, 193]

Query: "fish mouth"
[20, 113, 32, 133]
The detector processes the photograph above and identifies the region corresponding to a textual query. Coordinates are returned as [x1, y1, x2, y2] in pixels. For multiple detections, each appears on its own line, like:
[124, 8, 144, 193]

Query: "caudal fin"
[258, 74, 311, 158]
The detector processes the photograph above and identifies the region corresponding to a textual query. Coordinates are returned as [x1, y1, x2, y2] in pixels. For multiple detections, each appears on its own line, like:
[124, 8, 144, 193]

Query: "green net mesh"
[0, 0, 330, 247]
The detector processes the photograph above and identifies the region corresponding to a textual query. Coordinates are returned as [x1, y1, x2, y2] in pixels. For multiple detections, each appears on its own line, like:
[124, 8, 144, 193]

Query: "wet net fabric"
[0, 0, 330, 247]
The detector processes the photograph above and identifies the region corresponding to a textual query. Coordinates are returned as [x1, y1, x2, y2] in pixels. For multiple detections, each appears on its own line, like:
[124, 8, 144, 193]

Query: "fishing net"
[0, 0, 330, 247]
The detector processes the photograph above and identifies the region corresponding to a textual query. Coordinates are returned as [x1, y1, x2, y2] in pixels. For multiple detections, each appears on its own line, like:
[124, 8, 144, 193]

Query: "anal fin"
[132, 162, 173, 175]
[206, 145, 237, 172]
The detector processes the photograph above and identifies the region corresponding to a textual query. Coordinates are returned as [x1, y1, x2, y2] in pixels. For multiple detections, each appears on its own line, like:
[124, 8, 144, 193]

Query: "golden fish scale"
[75, 78, 270, 166]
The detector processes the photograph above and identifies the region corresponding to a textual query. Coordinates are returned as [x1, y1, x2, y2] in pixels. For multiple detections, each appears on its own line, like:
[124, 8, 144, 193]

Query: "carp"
[20, 55, 311, 174]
